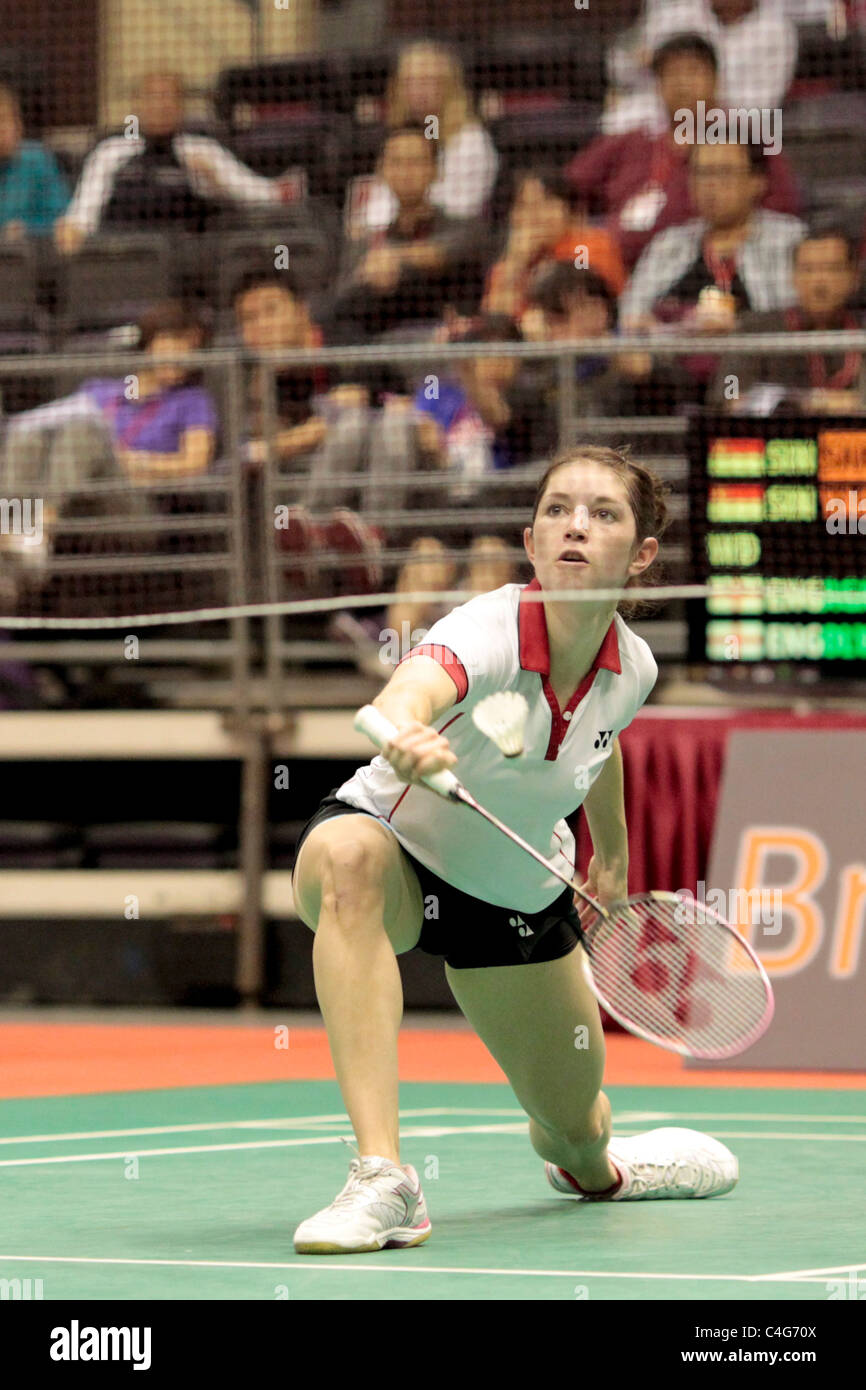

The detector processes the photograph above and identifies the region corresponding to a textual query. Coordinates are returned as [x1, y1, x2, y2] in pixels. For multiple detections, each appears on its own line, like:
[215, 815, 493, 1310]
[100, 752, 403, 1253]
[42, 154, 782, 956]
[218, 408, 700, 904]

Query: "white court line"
[0, 1123, 533, 1167]
[0, 1108, 527, 1148]
[754, 1263, 866, 1281]
[0, 1253, 832, 1284]
[0, 1117, 348, 1146]
[0, 1108, 540, 1148]
[2, 1107, 861, 1150]
[665, 1131, 866, 1141]
[609, 1112, 866, 1124]
[2, 1123, 866, 1169]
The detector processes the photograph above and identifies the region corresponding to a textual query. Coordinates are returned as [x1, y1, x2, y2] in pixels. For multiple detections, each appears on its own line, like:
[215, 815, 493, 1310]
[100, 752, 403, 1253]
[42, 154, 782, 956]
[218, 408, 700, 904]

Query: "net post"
[261, 356, 284, 715]
[235, 712, 270, 1007]
[226, 353, 253, 719]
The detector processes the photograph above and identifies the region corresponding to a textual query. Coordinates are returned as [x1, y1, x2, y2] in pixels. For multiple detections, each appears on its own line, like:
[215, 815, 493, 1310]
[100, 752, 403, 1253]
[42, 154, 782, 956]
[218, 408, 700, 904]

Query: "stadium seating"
[0, 821, 82, 868]
[466, 32, 608, 106]
[56, 233, 175, 344]
[84, 822, 232, 869]
[228, 113, 354, 200]
[0, 243, 51, 353]
[783, 92, 866, 191]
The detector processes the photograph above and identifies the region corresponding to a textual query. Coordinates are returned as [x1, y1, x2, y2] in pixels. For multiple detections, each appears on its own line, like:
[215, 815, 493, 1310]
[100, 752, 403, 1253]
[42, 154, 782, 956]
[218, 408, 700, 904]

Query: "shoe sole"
[294, 1221, 432, 1255]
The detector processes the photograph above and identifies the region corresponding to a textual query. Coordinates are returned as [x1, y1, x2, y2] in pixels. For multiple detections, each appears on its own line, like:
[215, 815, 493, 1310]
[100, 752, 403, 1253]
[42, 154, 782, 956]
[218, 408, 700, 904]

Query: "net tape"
[0, 584, 710, 629]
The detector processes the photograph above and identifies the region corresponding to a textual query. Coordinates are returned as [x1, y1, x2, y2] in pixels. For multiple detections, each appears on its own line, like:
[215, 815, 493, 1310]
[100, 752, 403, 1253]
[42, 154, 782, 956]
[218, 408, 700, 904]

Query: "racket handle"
[354, 704, 462, 800]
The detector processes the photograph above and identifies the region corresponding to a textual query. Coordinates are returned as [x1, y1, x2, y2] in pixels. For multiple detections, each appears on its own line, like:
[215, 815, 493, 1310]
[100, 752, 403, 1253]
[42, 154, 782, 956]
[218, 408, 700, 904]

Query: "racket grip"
[354, 703, 462, 799]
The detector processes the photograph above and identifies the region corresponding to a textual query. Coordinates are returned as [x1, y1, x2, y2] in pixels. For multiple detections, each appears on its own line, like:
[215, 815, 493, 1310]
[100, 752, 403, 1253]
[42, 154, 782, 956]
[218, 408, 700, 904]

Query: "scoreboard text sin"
[690, 424, 866, 665]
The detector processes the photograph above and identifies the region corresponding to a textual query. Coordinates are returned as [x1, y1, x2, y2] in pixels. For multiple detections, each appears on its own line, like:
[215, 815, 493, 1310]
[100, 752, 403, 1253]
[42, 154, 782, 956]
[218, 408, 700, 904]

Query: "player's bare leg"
[292, 817, 424, 1165]
[445, 948, 619, 1191]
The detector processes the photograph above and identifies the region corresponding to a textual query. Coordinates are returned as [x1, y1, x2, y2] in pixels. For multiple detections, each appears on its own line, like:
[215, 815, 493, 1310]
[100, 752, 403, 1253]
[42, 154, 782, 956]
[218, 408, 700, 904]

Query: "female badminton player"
[290, 444, 737, 1254]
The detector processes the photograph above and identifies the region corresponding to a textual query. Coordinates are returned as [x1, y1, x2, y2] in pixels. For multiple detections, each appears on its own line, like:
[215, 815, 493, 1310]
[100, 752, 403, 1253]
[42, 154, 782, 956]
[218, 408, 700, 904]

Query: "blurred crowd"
[0, 0, 865, 670]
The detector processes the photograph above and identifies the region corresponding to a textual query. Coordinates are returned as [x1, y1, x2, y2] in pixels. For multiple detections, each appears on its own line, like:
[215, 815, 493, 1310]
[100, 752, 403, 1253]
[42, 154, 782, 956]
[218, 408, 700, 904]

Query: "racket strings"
[588, 895, 771, 1059]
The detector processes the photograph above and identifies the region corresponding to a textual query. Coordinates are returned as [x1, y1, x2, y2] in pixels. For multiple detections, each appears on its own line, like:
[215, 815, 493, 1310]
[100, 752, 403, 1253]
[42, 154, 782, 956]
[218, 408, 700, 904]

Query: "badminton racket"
[355, 704, 774, 1060]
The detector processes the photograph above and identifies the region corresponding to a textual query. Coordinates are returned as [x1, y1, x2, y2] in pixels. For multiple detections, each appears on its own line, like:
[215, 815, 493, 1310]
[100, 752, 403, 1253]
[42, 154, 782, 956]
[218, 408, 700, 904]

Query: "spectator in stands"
[785, 0, 838, 21]
[327, 528, 522, 680]
[353, 313, 544, 662]
[380, 317, 527, 646]
[848, 0, 866, 29]
[4, 298, 217, 483]
[233, 266, 446, 595]
[351, 41, 498, 236]
[482, 167, 626, 319]
[619, 142, 805, 331]
[328, 124, 486, 340]
[708, 222, 866, 412]
[567, 32, 801, 270]
[0, 85, 69, 239]
[705, 1, 798, 110]
[316, 315, 535, 666]
[78, 300, 218, 478]
[410, 313, 542, 491]
[379, 531, 518, 675]
[233, 266, 334, 471]
[519, 263, 700, 427]
[605, 1, 798, 136]
[0, 300, 217, 571]
[54, 72, 287, 253]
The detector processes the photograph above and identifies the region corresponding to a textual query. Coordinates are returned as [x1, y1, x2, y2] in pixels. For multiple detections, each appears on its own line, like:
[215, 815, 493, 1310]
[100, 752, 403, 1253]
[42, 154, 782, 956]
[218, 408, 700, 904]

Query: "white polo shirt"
[335, 579, 658, 912]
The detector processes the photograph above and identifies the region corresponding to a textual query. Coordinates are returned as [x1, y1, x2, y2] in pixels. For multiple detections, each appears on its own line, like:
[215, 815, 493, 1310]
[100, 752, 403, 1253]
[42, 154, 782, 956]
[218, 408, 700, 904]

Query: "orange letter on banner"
[732, 828, 827, 974]
[829, 865, 866, 979]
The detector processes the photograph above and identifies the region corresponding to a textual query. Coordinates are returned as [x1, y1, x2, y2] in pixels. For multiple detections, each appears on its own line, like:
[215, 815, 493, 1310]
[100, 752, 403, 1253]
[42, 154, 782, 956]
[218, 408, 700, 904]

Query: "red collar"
[518, 577, 621, 676]
[518, 578, 621, 760]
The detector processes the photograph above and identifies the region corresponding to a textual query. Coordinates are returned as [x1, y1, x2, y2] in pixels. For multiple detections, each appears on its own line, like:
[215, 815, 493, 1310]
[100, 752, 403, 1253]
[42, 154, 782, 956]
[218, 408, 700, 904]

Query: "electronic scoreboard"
[687, 415, 866, 670]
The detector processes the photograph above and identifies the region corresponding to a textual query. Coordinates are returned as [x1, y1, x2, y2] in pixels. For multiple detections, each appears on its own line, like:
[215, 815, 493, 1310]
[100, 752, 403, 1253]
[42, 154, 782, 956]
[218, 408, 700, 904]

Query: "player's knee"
[319, 832, 389, 916]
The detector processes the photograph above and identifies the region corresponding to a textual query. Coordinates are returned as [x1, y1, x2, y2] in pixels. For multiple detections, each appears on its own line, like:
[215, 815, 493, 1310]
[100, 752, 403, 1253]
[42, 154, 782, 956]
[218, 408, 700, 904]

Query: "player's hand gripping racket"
[355, 704, 774, 1060]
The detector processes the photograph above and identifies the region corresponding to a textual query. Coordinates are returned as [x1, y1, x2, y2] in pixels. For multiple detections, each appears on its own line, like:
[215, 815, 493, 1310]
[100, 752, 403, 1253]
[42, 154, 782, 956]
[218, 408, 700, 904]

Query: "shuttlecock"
[472, 690, 529, 757]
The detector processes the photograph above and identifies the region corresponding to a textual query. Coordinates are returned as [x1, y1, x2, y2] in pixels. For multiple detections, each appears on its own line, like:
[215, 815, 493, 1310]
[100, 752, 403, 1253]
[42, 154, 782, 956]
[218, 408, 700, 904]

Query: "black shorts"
[291, 787, 584, 970]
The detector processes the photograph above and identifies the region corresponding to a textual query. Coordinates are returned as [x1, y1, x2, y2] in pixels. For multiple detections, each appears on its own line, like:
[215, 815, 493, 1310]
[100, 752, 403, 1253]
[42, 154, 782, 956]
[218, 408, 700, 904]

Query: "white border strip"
[0, 1253, 848, 1284]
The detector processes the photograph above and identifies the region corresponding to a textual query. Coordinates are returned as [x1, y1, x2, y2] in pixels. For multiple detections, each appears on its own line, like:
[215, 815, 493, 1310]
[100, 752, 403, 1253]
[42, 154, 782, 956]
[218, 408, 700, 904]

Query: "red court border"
[1, 1024, 863, 1097]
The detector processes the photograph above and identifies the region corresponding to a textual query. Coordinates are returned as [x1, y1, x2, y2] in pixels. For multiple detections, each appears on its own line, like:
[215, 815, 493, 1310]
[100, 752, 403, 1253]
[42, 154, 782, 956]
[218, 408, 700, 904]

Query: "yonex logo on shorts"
[509, 914, 534, 937]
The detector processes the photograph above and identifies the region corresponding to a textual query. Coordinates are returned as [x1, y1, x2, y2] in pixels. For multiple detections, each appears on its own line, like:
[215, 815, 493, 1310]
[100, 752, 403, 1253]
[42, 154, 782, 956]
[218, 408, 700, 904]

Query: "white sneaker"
[293, 1137, 432, 1254]
[545, 1127, 738, 1201]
